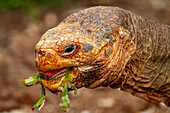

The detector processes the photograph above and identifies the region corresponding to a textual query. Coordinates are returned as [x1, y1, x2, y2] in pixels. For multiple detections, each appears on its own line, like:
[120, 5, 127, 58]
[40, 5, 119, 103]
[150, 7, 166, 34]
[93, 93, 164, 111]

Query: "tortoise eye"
[62, 45, 75, 56]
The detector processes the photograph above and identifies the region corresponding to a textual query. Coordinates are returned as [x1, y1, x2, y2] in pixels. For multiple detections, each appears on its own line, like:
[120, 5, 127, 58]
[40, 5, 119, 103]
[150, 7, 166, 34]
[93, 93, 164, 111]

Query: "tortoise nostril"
[36, 50, 46, 56]
[35, 49, 46, 68]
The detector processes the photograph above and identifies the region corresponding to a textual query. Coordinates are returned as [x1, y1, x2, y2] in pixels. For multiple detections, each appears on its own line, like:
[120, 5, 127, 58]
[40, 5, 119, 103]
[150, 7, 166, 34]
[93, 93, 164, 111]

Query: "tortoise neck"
[119, 12, 170, 106]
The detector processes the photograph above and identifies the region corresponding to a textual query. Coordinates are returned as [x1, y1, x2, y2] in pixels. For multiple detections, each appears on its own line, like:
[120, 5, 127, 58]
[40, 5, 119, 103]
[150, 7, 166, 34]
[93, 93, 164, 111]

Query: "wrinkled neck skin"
[119, 12, 170, 106]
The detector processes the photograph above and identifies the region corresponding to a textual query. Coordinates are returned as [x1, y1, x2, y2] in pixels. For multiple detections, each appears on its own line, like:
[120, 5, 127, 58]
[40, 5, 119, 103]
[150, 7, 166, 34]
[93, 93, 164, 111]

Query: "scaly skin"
[35, 6, 170, 106]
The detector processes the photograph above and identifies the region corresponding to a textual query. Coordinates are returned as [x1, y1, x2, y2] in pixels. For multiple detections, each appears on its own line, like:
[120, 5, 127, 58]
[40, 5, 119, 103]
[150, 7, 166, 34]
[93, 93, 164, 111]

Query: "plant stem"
[32, 83, 46, 110]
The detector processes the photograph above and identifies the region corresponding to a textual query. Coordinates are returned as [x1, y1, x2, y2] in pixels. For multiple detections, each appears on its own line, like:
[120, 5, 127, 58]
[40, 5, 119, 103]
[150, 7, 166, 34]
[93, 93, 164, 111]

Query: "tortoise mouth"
[40, 65, 96, 92]
[39, 65, 94, 79]
[40, 66, 77, 92]
[39, 67, 68, 79]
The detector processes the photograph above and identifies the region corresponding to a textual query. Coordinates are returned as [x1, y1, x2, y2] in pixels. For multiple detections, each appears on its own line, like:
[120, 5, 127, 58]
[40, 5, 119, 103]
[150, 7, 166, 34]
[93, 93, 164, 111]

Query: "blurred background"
[0, 0, 170, 113]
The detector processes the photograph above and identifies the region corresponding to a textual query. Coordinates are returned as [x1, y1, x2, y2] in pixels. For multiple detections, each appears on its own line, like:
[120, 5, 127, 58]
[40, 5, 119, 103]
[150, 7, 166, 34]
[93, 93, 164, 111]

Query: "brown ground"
[0, 0, 170, 113]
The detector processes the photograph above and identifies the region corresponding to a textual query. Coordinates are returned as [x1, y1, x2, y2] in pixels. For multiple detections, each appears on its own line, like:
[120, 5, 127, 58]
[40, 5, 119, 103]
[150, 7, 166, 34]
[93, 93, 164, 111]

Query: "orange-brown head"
[35, 6, 134, 92]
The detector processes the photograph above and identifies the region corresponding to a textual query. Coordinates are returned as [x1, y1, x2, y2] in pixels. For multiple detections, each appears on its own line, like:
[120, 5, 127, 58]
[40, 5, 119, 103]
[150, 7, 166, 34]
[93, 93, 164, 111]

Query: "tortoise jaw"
[78, 65, 95, 72]
[40, 65, 95, 92]
[40, 67, 78, 92]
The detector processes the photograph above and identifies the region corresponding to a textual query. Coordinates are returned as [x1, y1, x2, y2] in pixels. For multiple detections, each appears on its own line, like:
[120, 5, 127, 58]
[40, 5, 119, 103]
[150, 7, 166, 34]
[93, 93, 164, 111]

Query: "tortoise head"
[35, 6, 134, 92]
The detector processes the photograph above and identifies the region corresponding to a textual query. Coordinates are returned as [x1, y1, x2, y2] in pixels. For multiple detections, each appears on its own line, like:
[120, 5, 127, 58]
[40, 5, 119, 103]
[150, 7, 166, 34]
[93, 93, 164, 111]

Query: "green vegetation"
[32, 83, 46, 110]
[58, 71, 77, 112]
[23, 72, 45, 110]
[0, 0, 64, 11]
[23, 72, 41, 86]
[23, 71, 77, 112]
[0, 0, 65, 19]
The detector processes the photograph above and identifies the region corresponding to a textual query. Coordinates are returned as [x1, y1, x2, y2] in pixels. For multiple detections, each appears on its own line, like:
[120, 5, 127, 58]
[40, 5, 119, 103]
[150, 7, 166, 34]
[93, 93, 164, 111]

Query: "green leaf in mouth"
[23, 72, 45, 110]
[23, 69, 77, 112]
[58, 70, 77, 112]
[22, 72, 41, 86]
